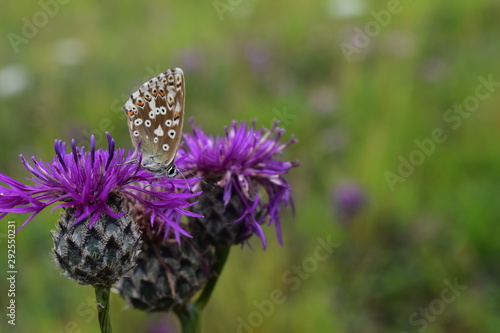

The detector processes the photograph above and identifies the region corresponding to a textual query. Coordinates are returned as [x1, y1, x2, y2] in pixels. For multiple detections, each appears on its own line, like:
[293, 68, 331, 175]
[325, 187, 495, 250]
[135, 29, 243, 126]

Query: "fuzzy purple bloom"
[332, 181, 366, 225]
[0, 133, 200, 240]
[177, 120, 298, 248]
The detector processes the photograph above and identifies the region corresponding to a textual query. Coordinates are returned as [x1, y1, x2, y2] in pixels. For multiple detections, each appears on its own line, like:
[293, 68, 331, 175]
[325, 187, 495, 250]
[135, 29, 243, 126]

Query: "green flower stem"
[175, 246, 230, 333]
[196, 246, 230, 310]
[94, 285, 112, 333]
[176, 302, 202, 333]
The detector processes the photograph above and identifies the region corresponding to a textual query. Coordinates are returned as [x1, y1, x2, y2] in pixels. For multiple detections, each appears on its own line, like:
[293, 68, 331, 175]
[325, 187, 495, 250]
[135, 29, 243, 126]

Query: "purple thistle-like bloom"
[177, 120, 298, 248]
[332, 181, 366, 225]
[0, 133, 200, 240]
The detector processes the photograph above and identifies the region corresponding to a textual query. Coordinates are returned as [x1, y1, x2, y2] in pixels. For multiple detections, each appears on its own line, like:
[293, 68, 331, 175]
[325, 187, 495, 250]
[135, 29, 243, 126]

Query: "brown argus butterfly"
[122, 68, 185, 178]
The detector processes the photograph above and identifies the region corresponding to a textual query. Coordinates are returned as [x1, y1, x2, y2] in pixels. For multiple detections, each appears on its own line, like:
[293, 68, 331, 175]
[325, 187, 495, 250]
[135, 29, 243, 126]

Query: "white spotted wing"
[122, 68, 185, 177]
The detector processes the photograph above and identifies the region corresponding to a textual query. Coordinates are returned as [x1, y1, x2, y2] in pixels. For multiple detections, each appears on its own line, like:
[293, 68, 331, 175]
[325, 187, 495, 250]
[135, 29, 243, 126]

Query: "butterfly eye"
[166, 165, 178, 178]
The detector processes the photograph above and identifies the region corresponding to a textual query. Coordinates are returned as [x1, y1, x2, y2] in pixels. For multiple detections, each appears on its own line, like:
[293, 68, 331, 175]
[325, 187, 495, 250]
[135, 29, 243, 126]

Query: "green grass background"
[1, 0, 499, 332]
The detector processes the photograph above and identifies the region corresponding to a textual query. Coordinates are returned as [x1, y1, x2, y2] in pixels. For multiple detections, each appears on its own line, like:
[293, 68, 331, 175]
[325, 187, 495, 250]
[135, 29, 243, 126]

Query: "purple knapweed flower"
[332, 181, 366, 225]
[176, 120, 298, 249]
[0, 133, 200, 240]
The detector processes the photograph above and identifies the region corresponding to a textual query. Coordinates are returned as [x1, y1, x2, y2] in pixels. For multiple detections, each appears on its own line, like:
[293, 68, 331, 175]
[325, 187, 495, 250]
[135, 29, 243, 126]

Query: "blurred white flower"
[0, 64, 31, 97]
[328, 0, 366, 18]
[52, 38, 87, 66]
[383, 31, 416, 59]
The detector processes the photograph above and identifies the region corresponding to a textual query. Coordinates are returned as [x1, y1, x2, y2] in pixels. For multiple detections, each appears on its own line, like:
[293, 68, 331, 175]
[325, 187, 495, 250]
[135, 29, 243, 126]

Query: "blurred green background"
[1, 0, 499, 332]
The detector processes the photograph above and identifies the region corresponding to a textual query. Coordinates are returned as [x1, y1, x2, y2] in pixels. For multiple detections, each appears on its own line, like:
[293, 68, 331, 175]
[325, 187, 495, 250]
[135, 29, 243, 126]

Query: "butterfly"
[122, 68, 185, 178]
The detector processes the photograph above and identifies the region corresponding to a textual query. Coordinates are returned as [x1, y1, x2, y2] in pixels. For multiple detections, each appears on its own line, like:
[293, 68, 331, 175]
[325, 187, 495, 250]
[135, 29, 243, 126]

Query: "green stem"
[195, 246, 230, 310]
[176, 302, 202, 333]
[94, 285, 112, 333]
[174, 246, 230, 333]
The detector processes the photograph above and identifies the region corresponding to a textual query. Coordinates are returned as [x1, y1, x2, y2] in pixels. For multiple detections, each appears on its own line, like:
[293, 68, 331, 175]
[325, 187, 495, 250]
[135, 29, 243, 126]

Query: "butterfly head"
[141, 154, 179, 178]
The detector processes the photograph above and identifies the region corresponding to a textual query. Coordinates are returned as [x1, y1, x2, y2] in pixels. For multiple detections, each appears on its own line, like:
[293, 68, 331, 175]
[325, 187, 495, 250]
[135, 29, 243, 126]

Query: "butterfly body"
[122, 68, 185, 178]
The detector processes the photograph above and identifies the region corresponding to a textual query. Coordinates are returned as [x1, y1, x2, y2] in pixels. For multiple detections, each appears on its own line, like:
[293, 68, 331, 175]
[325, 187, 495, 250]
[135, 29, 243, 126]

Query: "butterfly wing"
[122, 68, 185, 167]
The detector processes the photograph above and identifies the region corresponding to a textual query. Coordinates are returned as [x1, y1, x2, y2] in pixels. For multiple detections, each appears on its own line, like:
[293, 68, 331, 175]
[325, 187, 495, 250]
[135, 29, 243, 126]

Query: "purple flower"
[177, 120, 298, 248]
[0, 133, 200, 240]
[244, 42, 271, 72]
[174, 47, 204, 73]
[332, 181, 366, 225]
[147, 317, 178, 333]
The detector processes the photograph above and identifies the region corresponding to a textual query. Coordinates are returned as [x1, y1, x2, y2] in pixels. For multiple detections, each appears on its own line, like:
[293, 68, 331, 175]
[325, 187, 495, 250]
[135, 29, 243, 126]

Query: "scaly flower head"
[177, 120, 298, 248]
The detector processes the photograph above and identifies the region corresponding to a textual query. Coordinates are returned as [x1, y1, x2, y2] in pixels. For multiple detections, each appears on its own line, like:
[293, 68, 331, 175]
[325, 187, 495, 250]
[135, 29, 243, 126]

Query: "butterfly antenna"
[177, 167, 215, 191]
[111, 158, 138, 167]
[176, 167, 193, 194]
